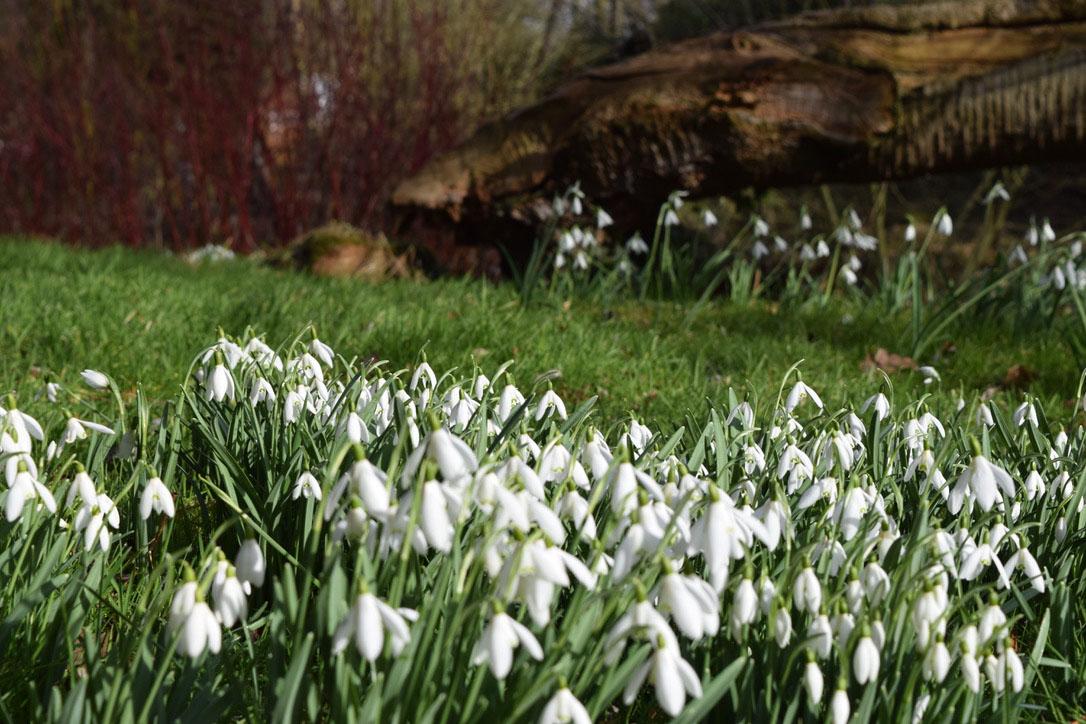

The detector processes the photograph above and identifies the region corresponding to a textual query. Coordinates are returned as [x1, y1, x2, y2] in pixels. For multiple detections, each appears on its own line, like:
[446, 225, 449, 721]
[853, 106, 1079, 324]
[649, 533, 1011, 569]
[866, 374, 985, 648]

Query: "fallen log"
[391, 0, 1086, 272]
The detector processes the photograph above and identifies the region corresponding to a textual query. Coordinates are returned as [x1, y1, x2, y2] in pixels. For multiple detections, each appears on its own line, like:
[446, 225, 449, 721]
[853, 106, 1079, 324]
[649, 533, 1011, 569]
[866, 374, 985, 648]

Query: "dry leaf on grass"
[861, 348, 917, 373]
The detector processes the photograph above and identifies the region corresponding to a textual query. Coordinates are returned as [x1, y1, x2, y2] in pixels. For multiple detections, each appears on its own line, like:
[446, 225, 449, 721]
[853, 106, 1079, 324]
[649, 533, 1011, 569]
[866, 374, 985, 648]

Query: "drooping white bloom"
[831, 688, 850, 724]
[596, 208, 614, 229]
[5, 465, 57, 522]
[332, 592, 416, 661]
[73, 493, 119, 550]
[206, 364, 236, 402]
[66, 469, 98, 507]
[807, 613, 833, 659]
[862, 393, 891, 421]
[804, 660, 823, 704]
[292, 471, 323, 501]
[853, 633, 880, 684]
[622, 640, 702, 717]
[212, 567, 248, 626]
[140, 476, 176, 519]
[794, 566, 822, 614]
[539, 686, 591, 724]
[406, 427, 478, 483]
[937, 211, 953, 236]
[536, 390, 568, 421]
[626, 233, 649, 255]
[1012, 401, 1038, 427]
[235, 539, 266, 589]
[471, 611, 544, 679]
[702, 209, 718, 227]
[309, 338, 335, 367]
[785, 381, 823, 413]
[918, 366, 940, 384]
[81, 369, 110, 389]
[949, 454, 1015, 513]
[179, 602, 222, 658]
[923, 636, 951, 682]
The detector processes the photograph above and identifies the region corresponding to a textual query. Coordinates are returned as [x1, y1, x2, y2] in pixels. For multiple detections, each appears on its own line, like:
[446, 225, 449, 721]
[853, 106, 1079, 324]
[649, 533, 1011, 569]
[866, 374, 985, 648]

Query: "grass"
[1, 237, 1079, 428]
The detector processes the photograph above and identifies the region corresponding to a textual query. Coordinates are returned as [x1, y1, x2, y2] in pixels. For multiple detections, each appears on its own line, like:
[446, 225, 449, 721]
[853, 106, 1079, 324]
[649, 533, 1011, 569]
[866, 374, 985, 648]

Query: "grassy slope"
[0, 237, 1079, 426]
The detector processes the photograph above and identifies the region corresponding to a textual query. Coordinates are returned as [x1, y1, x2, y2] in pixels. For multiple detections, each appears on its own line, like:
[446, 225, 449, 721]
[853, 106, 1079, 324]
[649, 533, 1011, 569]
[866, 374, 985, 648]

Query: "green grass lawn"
[1, 237, 1079, 426]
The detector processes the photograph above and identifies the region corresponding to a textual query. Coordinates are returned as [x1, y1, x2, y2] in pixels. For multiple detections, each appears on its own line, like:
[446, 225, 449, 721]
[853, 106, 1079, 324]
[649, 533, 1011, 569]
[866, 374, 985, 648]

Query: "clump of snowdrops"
[1, 331, 1084, 720]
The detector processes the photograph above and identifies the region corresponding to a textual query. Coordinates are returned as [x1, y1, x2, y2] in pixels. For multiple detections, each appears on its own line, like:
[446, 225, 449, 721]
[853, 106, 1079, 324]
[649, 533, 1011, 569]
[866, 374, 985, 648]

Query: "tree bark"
[390, 0, 1086, 273]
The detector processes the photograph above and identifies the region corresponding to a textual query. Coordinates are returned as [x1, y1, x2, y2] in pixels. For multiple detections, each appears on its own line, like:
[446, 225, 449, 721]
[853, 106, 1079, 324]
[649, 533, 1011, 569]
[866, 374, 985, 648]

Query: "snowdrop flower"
[1005, 542, 1044, 593]
[283, 387, 305, 424]
[804, 659, 823, 704]
[904, 222, 916, 243]
[140, 476, 176, 519]
[975, 404, 994, 427]
[417, 480, 457, 553]
[853, 630, 880, 685]
[81, 369, 110, 389]
[752, 240, 770, 259]
[923, 635, 952, 682]
[658, 571, 720, 640]
[774, 606, 792, 648]
[702, 209, 718, 227]
[178, 600, 221, 658]
[212, 566, 248, 627]
[309, 338, 335, 367]
[471, 610, 544, 679]
[623, 638, 702, 717]
[918, 366, 939, 384]
[773, 235, 789, 253]
[5, 463, 57, 522]
[235, 539, 266, 589]
[1012, 401, 1037, 427]
[807, 613, 833, 659]
[539, 686, 591, 724]
[249, 377, 276, 406]
[663, 209, 680, 227]
[332, 592, 416, 661]
[729, 576, 758, 637]
[978, 596, 1007, 644]
[596, 208, 613, 229]
[66, 468, 98, 508]
[292, 471, 323, 501]
[800, 208, 813, 230]
[1041, 219, 1056, 243]
[862, 393, 891, 421]
[608, 461, 663, 515]
[408, 426, 479, 483]
[794, 566, 822, 614]
[753, 216, 769, 237]
[785, 381, 823, 413]
[536, 390, 568, 421]
[831, 687, 850, 724]
[949, 453, 1015, 513]
[410, 362, 437, 391]
[937, 211, 953, 236]
[62, 417, 115, 444]
[73, 493, 119, 551]
[205, 363, 236, 402]
[626, 232, 649, 255]
[1023, 469, 1045, 500]
[984, 182, 1010, 204]
[958, 625, 982, 692]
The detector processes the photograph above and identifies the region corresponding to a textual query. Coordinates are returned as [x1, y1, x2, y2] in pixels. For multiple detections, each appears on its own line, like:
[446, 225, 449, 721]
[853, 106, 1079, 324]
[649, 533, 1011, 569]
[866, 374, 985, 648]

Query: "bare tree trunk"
[392, 0, 1086, 273]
